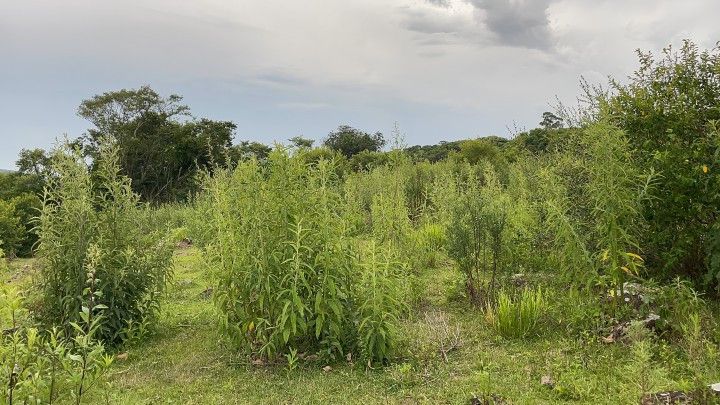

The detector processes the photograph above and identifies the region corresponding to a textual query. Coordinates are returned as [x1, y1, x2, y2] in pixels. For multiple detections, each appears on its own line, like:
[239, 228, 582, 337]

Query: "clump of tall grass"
[484, 288, 545, 339]
[35, 141, 174, 346]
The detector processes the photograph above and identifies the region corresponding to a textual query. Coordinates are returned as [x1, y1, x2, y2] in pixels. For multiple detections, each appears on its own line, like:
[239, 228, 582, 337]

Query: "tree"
[77, 86, 236, 202]
[539, 111, 563, 129]
[323, 125, 385, 158]
[405, 140, 462, 162]
[16, 148, 51, 176]
[289, 136, 314, 149]
[229, 141, 272, 162]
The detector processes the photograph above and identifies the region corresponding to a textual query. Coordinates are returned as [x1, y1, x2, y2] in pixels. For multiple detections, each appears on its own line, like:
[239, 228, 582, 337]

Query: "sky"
[1, 0, 719, 170]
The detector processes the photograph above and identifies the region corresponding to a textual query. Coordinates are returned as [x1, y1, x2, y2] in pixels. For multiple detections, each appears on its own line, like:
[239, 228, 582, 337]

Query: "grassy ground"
[3, 249, 715, 404]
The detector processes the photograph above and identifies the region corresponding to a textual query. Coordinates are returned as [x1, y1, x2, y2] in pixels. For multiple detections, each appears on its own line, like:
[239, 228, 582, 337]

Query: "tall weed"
[35, 141, 173, 346]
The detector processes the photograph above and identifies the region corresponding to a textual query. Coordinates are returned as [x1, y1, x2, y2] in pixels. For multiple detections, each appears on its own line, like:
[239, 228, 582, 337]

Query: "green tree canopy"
[323, 125, 385, 158]
[77, 86, 236, 202]
[288, 136, 314, 149]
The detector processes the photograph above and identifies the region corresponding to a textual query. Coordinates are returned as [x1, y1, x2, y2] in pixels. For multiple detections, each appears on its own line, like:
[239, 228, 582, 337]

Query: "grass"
[2, 250, 706, 404]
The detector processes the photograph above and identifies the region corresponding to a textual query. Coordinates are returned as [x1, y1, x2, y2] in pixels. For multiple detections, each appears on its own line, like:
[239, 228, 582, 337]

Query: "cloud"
[469, 0, 556, 51]
[426, 0, 452, 7]
[1, 0, 720, 168]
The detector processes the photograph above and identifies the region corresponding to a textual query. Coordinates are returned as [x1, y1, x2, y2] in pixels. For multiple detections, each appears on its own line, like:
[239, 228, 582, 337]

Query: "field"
[5, 243, 718, 404]
[1, 41, 720, 405]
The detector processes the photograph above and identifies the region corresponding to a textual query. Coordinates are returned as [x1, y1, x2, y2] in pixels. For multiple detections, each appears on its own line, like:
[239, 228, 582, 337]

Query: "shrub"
[208, 149, 407, 364]
[1, 274, 113, 404]
[0, 200, 24, 257]
[10, 193, 42, 257]
[484, 288, 545, 339]
[446, 165, 510, 303]
[602, 41, 720, 285]
[35, 141, 173, 346]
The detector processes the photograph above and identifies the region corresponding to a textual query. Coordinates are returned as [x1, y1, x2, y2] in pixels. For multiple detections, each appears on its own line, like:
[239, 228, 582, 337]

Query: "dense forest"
[1, 40, 720, 403]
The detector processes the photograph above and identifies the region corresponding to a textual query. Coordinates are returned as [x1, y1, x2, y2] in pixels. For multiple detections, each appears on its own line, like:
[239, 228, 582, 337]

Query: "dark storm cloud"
[469, 0, 555, 51]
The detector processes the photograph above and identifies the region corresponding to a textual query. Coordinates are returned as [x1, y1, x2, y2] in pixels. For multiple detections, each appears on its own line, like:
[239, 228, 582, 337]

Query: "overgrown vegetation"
[35, 141, 173, 347]
[1, 39, 720, 403]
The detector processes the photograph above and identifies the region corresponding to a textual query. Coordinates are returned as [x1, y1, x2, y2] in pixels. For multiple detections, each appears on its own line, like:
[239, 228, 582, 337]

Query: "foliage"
[602, 40, 720, 286]
[35, 141, 173, 346]
[230, 140, 272, 162]
[405, 140, 461, 163]
[0, 199, 24, 258]
[323, 125, 386, 158]
[0, 169, 45, 257]
[539, 111, 564, 129]
[288, 136, 315, 149]
[484, 288, 545, 339]
[16, 148, 52, 177]
[77, 86, 237, 202]
[208, 149, 407, 364]
[355, 243, 406, 364]
[0, 172, 44, 201]
[0, 279, 113, 404]
[583, 121, 650, 292]
[348, 150, 389, 172]
[446, 166, 510, 303]
[459, 139, 504, 167]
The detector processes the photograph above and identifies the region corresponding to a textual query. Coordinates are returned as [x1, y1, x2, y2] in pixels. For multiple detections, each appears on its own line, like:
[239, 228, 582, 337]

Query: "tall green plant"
[583, 121, 650, 293]
[35, 141, 173, 346]
[355, 243, 406, 364]
[447, 165, 512, 304]
[209, 150, 409, 364]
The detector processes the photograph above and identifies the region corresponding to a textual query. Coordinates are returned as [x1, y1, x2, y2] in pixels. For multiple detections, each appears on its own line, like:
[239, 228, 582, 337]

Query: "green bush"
[35, 141, 174, 347]
[446, 165, 511, 303]
[484, 288, 545, 339]
[208, 149, 406, 364]
[1, 275, 113, 404]
[10, 193, 42, 257]
[0, 200, 24, 257]
[602, 40, 720, 286]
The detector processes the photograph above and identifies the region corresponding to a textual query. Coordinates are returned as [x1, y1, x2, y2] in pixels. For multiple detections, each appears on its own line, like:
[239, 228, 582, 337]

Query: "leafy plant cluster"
[1, 262, 113, 404]
[35, 141, 174, 347]
[207, 149, 406, 364]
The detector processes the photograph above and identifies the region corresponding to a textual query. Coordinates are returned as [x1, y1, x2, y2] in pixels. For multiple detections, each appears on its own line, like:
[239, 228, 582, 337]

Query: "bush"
[603, 40, 720, 286]
[35, 141, 174, 346]
[10, 193, 42, 257]
[484, 288, 545, 339]
[1, 277, 113, 404]
[446, 165, 510, 303]
[0, 200, 24, 257]
[208, 149, 407, 364]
